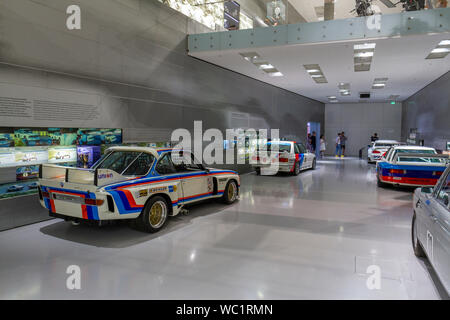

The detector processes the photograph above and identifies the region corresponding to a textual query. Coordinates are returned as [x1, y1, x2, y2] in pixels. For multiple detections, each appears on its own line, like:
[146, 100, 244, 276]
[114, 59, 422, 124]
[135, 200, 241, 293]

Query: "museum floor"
[0, 157, 447, 300]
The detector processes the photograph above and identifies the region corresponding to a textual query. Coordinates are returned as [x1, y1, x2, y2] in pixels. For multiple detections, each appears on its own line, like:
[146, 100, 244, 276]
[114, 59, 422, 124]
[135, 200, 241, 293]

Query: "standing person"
[371, 133, 379, 143]
[306, 133, 312, 152]
[320, 134, 326, 158]
[340, 131, 347, 158]
[335, 133, 341, 158]
[311, 131, 317, 153]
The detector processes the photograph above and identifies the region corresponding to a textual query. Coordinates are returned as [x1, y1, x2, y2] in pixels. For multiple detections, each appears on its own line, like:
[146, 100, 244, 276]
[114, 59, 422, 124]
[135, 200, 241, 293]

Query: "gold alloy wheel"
[227, 182, 237, 202]
[149, 200, 167, 228]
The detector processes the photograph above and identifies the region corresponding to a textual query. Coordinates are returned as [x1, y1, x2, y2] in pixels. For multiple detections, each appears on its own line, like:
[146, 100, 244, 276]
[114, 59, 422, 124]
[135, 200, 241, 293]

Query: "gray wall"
[401, 71, 450, 151]
[324, 103, 402, 156]
[0, 0, 324, 149]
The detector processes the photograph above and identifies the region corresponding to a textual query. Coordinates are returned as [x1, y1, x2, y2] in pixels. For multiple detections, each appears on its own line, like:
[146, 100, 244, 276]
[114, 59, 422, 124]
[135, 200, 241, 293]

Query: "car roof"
[105, 146, 159, 158]
[374, 140, 399, 143]
[392, 145, 436, 151]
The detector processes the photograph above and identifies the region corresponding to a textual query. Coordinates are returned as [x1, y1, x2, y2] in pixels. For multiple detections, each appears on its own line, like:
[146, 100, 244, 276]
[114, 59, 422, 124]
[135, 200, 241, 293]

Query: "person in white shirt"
[320, 134, 326, 158]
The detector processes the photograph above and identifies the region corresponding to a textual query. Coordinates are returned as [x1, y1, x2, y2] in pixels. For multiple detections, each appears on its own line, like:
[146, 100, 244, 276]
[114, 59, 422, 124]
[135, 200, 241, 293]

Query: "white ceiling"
[290, 0, 402, 22]
[189, 33, 450, 103]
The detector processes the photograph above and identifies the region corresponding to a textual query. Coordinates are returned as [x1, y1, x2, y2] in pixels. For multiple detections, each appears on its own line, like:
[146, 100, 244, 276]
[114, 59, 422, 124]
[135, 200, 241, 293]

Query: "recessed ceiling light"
[303, 64, 327, 84]
[431, 48, 450, 54]
[355, 52, 374, 58]
[269, 72, 283, 77]
[354, 43, 376, 50]
[426, 41, 450, 59]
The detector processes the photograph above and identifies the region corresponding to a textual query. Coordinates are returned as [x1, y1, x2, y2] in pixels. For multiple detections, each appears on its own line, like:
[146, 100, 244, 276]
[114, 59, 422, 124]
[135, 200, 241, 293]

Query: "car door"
[297, 143, 309, 169]
[429, 168, 450, 291]
[171, 151, 210, 204]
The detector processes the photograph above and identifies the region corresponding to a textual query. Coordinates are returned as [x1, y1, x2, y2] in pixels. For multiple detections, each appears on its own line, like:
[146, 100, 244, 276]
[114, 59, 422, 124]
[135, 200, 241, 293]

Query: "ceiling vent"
[304, 64, 328, 84]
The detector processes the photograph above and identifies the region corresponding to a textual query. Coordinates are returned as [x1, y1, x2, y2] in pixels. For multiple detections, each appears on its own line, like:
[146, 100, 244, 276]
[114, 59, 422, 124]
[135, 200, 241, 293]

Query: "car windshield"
[92, 151, 155, 176]
[259, 143, 291, 153]
[395, 149, 444, 163]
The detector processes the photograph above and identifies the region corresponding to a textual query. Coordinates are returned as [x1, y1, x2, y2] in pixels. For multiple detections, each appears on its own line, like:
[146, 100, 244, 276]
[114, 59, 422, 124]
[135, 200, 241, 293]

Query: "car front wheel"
[222, 180, 238, 204]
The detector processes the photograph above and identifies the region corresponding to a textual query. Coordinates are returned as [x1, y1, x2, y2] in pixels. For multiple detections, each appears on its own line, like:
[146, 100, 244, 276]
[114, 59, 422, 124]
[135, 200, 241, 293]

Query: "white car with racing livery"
[368, 140, 400, 163]
[251, 140, 316, 175]
[38, 147, 240, 233]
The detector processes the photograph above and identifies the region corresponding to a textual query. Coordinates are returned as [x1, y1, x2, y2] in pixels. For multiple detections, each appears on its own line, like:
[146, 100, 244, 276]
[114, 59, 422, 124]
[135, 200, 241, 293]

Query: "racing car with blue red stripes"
[251, 140, 316, 175]
[376, 145, 449, 188]
[38, 147, 240, 233]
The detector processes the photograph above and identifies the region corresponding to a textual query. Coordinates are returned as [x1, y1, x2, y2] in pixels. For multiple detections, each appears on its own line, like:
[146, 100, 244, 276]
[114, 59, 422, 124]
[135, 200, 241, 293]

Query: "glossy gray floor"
[0, 158, 446, 299]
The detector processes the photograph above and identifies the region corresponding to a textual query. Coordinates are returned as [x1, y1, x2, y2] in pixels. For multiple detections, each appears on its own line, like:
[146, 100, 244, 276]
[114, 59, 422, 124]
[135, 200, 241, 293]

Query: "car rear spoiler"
[39, 164, 128, 187]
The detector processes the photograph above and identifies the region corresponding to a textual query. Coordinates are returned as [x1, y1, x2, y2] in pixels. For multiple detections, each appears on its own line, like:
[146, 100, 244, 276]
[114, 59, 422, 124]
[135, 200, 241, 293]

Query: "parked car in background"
[7, 185, 24, 192]
[28, 182, 39, 189]
[376, 146, 449, 188]
[411, 164, 449, 295]
[251, 140, 316, 176]
[38, 147, 240, 233]
[368, 140, 400, 163]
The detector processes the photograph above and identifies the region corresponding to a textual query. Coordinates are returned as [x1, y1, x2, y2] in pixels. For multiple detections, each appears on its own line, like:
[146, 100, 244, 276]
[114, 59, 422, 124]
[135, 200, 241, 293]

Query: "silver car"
[412, 164, 450, 295]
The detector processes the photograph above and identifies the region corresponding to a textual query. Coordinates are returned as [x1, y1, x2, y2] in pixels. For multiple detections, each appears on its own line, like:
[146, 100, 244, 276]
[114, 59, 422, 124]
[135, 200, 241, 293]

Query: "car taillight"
[279, 158, 289, 163]
[433, 171, 442, 176]
[84, 199, 104, 206]
[390, 169, 406, 174]
[373, 150, 381, 154]
[42, 191, 50, 198]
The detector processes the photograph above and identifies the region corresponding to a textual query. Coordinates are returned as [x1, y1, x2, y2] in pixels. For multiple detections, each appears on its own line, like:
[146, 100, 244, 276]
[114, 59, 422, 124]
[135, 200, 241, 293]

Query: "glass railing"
[158, 0, 448, 32]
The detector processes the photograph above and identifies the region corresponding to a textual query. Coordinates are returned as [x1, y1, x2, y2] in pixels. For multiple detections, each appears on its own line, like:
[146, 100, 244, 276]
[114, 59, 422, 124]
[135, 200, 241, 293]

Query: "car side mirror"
[421, 187, 433, 194]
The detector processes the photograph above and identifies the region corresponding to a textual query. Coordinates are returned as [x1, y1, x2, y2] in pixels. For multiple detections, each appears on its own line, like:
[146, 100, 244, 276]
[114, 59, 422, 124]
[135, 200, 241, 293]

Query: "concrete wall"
[401, 71, 450, 151]
[324, 103, 402, 156]
[0, 0, 324, 148]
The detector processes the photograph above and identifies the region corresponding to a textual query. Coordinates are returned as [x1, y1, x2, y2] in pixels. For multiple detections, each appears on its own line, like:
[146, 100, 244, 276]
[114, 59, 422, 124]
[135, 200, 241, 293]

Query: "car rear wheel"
[255, 168, 261, 175]
[222, 180, 238, 204]
[138, 196, 169, 233]
[311, 159, 316, 170]
[293, 161, 300, 176]
[412, 213, 425, 258]
[377, 172, 387, 188]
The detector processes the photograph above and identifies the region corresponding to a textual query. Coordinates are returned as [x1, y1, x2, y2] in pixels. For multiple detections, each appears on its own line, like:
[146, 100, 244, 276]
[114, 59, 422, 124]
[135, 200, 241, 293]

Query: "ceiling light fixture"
[372, 77, 388, 89]
[426, 40, 450, 59]
[239, 52, 283, 77]
[304, 64, 328, 84]
[354, 43, 376, 72]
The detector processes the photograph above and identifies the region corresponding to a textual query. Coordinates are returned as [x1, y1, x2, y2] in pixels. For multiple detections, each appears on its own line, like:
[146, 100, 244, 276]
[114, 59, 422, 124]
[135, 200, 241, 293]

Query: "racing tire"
[412, 213, 425, 258]
[255, 168, 261, 175]
[137, 196, 169, 233]
[292, 161, 300, 176]
[311, 159, 317, 170]
[222, 180, 238, 204]
[377, 172, 388, 188]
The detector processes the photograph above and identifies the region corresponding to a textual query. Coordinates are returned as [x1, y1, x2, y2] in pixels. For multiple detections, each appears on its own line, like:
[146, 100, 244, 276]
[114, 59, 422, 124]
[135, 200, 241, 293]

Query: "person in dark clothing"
[310, 131, 317, 152]
[371, 133, 379, 143]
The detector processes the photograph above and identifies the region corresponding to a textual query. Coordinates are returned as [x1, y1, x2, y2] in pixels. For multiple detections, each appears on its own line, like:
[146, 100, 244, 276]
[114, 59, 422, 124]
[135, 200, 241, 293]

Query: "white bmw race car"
[38, 147, 240, 233]
[368, 140, 399, 163]
[251, 140, 316, 175]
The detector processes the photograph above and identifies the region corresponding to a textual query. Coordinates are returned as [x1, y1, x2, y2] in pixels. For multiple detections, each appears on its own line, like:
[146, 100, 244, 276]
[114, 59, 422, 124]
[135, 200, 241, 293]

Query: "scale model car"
[367, 140, 400, 163]
[251, 140, 316, 176]
[376, 146, 449, 188]
[7, 185, 24, 192]
[38, 147, 240, 233]
[22, 153, 38, 162]
[411, 164, 449, 295]
[55, 152, 70, 160]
